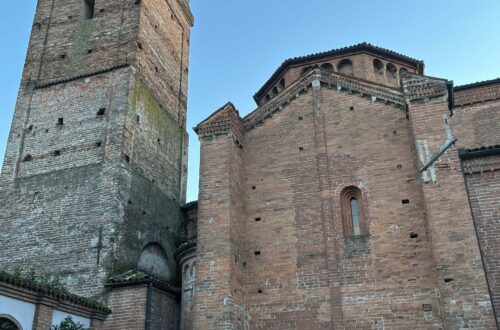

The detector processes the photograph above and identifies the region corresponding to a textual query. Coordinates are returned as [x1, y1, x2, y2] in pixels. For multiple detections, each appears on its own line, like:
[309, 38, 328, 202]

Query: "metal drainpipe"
[145, 282, 153, 330]
[459, 155, 499, 328]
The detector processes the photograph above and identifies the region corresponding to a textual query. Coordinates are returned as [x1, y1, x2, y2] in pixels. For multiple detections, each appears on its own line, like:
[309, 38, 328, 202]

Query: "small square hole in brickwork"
[157, 138, 161, 144]
[87, 49, 93, 54]
[53, 150, 61, 156]
[410, 232, 418, 239]
[299, 147, 304, 151]
[422, 304, 432, 312]
[255, 217, 261, 222]
[397, 164, 402, 169]
[23, 154, 32, 162]
[57, 118, 64, 126]
[137, 42, 143, 50]
[257, 289, 263, 293]
[254, 251, 261, 255]
[95, 141, 102, 148]
[252, 186, 256, 190]
[298, 116, 303, 121]
[349, 106, 354, 110]
[60, 54, 66, 59]
[123, 154, 130, 163]
[136, 115, 140, 124]
[155, 66, 159, 73]
[444, 278, 454, 283]
[402, 199, 410, 205]
[97, 108, 106, 116]
[393, 130, 399, 135]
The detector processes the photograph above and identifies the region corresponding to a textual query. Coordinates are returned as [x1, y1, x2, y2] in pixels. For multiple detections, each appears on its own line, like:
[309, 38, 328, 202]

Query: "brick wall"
[463, 154, 500, 324]
[404, 75, 497, 328]
[104, 286, 148, 330]
[150, 288, 180, 330]
[0, 0, 193, 299]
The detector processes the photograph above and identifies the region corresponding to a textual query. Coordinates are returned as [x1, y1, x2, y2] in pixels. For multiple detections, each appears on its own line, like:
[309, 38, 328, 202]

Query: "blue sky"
[1, 1, 500, 202]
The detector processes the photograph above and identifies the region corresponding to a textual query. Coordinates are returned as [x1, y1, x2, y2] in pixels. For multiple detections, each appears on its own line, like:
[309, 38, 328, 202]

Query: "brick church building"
[0, 0, 499, 329]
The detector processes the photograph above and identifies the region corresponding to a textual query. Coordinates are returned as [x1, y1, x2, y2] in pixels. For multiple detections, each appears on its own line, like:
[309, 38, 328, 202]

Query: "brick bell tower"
[0, 0, 193, 298]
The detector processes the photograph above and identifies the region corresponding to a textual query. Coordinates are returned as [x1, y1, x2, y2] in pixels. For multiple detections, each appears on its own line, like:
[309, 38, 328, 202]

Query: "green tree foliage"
[51, 316, 89, 330]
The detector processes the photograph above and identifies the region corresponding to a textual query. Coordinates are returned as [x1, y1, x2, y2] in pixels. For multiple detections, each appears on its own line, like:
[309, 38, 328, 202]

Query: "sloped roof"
[0, 271, 111, 313]
[454, 77, 500, 91]
[254, 42, 424, 101]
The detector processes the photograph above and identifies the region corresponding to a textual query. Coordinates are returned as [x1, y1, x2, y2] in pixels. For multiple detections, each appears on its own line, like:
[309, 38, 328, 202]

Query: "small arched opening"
[386, 63, 398, 84]
[373, 59, 384, 75]
[272, 86, 279, 96]
[320, 63, 334, 73]
[337, 59, 354, 75]
[278, 78, 286, 91]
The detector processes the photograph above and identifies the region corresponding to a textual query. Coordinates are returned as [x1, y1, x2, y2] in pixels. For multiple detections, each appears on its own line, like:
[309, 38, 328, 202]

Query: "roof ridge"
[254, 42, 424, 101]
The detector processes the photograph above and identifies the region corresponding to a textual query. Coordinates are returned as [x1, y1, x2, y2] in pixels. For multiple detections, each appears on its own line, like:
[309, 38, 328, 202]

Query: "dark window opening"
[444, 278, 454, 283]
[53, 150, 61, 156]
[402, 199, 410, 205]
[341, 186, 367, 237]
[57, 118, 64, 126]
[254, 251, 261, 255]
[257, 289, 263, 293]
[255, 217, 261, 222]
[349, 106, 354, 110]
[410, 232, 418, 239]
[0, 317, 20, 330]
[95, 141, 102, 148]
[83, 0, 95, 20]
[97, 108, 106, 116]
[23, 154, 33, 162]
[298, 116, 303, 121]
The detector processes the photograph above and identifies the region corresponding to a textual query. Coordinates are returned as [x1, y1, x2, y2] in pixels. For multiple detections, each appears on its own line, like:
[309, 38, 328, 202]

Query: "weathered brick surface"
[104, 286, 148, 330]
[150, 288, 180, 330]
[0, 0, 193, 302]
[462, 155, 500, 324]
[404, 77, 497, 328]
[192, 65, 499, 328]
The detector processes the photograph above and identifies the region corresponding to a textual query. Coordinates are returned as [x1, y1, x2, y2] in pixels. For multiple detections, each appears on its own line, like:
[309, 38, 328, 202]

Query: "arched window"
[83, 0, 95, 20]
[341, 186, 366, 236]
[337, 59, 354, 75]
[0, 316, 20, 330]
[320, 63, 334, 72]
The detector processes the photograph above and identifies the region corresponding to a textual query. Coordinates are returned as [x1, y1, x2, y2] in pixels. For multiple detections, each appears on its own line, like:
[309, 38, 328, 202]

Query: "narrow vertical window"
[341, 186, 367, 237]
[83, 0, 95, 20]
[350, 197, 361, 236]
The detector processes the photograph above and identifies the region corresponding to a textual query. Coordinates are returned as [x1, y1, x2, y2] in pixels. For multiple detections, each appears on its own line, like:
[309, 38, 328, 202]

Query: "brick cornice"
[244, 69, 405, 130]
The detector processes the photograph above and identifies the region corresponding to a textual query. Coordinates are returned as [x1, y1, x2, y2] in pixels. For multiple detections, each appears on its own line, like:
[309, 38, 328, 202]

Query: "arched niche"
[320, 63, 334, 72]
[373, 59, 384, 75]
[137, 242, 171, 280]
[337, 59, 354, 75]
[386, 63, 398, 82]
